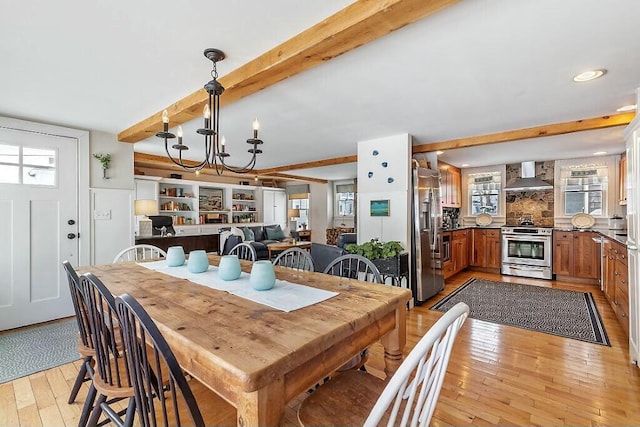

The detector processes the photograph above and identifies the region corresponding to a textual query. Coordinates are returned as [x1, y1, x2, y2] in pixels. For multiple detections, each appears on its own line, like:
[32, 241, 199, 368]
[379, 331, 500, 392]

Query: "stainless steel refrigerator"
[411, 165, 444, 304]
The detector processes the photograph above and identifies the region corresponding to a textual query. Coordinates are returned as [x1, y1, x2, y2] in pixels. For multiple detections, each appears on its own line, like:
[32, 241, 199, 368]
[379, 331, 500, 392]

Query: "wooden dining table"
[83, 255, 412, 427]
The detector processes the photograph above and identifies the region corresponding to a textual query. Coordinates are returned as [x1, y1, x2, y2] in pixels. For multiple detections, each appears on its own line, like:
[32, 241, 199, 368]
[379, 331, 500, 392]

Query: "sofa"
[221, 224, 288, 260]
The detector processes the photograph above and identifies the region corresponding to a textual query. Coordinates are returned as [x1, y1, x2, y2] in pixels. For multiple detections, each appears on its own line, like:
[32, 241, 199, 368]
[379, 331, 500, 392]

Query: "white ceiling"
[1, 0, 638, 180]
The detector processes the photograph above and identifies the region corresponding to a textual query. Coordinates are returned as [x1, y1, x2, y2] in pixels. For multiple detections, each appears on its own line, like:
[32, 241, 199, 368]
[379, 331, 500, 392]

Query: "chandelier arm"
[164, 138, 208, 170]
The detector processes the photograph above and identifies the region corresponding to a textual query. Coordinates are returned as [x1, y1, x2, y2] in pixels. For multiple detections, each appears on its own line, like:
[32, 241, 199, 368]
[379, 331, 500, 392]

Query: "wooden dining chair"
[62, 261, 94, 410]
[81, 273, 136, 427]
[323, 254, 383, 283]
[273, 247, 314, 271]
[297, 302, 470, 427]
[115, 293, 236, 427]
[323, 254, 383, 372]
[229, 242, 257, 261]
[113, 244, 167, 263]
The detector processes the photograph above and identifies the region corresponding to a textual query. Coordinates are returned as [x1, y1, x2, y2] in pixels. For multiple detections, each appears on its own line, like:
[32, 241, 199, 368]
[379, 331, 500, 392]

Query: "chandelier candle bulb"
[162, 109, 169, 131]
[203, 104, 210, 127]
[253, 118, 259, 138]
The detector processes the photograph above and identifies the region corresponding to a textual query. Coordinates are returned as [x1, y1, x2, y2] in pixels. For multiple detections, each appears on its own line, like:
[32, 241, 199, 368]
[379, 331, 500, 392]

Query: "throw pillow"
[265, 225, 285, 240]
[242, 226, 255, 241]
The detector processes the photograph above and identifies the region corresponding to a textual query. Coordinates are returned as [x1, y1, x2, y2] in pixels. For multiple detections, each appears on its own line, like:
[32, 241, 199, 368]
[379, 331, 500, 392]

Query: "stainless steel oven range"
[501, 226, 553, 280]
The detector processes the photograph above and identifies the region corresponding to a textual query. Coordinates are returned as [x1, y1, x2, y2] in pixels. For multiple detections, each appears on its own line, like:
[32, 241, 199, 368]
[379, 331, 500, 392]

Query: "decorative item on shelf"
[155, 48, 264, 174]
[93, 153, 111, 179]
[288, 208, 300, 231]
[134, 199, 158, 237]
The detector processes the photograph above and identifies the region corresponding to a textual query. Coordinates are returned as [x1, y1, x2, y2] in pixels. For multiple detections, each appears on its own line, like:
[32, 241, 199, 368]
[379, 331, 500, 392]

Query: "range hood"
[504, 161, 553, 191]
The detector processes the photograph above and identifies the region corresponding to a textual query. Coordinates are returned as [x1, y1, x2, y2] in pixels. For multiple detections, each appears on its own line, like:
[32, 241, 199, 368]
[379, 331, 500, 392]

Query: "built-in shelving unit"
[231, 187, 257, 224]
[135, 176, 286, 231]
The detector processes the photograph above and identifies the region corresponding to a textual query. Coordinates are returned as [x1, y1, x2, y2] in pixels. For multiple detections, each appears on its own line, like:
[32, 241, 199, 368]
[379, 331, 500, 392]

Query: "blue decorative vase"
[166, 246, 185, 267]
[187, 250, 209, 273]
[250, 261, 276, 291]
[218, 255, 242, 281]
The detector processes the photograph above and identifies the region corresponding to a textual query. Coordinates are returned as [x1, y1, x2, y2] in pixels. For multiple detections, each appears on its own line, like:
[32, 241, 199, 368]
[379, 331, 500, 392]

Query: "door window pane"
[0, 164, 19, 183]
[23, 147, 56, 167]
[23, 167, 56, 186]
[0, 144, 19, 164]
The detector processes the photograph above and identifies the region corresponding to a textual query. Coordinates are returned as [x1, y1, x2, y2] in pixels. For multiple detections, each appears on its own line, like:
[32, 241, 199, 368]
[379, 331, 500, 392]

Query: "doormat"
[0, 319, 80, 383]
[431, 278, 610, 346]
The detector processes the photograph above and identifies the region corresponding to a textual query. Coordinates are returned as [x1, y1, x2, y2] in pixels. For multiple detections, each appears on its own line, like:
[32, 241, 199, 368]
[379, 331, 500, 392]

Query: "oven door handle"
[503, 235, 550, 242]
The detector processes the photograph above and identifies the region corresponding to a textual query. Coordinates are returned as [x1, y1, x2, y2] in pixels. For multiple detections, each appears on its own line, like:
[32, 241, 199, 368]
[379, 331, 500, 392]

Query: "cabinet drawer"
[452, 230, 467, 240]
[615, 283, 630, 334]
[486, 229, 500, 239]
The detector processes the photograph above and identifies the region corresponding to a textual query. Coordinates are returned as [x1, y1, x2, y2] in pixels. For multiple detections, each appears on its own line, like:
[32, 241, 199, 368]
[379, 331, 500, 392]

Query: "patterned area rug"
[431, 278, 610, 346]
[0, 319, 80, 383]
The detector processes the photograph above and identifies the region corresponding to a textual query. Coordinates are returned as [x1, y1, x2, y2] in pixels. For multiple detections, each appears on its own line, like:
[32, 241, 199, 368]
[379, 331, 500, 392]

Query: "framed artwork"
[370, 199, 390, 216]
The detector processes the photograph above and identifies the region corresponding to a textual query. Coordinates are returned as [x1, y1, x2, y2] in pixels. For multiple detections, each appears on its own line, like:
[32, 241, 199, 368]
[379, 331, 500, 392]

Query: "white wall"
[356, 134, 412, 250]
[309, 182, 330, 243]
[89, 131, 135, 264]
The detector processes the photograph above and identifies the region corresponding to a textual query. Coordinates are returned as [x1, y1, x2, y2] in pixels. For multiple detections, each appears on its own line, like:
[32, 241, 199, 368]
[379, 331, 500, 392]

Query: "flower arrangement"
[93, 153, 111, 179]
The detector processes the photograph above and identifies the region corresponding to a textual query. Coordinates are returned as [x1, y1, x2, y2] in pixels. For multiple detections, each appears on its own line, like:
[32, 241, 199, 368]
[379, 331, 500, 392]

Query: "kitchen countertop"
[554, 228, 628, 246]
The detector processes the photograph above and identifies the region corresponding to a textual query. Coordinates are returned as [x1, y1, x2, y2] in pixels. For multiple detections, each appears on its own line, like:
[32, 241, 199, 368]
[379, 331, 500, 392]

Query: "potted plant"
[345, 238, 406, 277]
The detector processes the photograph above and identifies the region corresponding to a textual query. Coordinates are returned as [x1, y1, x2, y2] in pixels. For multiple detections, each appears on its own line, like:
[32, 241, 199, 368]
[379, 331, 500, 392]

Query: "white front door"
[0, 127, 78, 330]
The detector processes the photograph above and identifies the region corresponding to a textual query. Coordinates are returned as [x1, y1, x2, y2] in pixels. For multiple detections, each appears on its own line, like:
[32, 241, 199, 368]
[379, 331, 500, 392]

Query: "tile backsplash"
[505, 161, 555, 227]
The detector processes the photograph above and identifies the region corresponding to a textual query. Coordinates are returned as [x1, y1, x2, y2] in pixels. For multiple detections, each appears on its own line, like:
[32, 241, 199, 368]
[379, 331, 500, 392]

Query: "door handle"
[67, 233, 77, 240]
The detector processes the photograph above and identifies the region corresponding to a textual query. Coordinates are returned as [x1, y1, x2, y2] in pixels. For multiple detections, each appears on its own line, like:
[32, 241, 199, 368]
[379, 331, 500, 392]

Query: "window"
[335, 183, 355, 217]
[290, 197, 309, 229]
[468, 172, 501, 215]
[0, 143, 56, 186]
[286, 183, 310, 229]
[561, 165, 607, 216]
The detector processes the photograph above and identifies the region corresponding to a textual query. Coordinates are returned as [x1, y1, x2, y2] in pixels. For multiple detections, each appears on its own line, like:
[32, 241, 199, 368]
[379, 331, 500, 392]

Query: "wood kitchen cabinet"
[619, 152, 627, 205]
[443, 229, 470, 279]
[552, 230, 599, 284]
[439, 162, 461, 208]
[470, 228, 501, 270]
[603, 238, 629, 334]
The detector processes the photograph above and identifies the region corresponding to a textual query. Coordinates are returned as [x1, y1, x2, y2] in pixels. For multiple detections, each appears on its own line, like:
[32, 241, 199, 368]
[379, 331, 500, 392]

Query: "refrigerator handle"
[429, 188, 438, 249]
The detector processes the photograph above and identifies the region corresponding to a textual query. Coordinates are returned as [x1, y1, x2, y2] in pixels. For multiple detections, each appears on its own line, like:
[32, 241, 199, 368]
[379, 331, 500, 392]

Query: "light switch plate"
[94, 210, 111, 220]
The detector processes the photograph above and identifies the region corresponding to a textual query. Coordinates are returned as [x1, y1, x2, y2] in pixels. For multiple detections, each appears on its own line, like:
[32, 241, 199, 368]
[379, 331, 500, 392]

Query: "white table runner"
[137, 260, 338, 312]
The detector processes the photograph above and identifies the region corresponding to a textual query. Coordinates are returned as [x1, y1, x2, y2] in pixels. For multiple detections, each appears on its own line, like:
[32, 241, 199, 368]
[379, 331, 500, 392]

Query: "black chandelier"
[155, 48, 263, 174]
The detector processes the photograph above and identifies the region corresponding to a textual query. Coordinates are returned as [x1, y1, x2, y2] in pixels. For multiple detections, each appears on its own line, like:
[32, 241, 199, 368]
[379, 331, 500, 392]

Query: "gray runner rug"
[0, 319, 80, 383]
[431, 278, 610, 346]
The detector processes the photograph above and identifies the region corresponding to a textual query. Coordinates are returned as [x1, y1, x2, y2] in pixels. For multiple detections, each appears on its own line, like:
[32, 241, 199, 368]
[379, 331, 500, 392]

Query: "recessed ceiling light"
[572, 69, 607, 82]
[436, 151, 444, 155]
[617, 104, 637, 112]
[593, 151, 607, 156]
[461, 164, 470, 167]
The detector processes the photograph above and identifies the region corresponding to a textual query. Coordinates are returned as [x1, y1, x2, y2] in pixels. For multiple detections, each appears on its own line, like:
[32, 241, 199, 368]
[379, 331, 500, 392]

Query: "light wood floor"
[2, 270, 640, 426]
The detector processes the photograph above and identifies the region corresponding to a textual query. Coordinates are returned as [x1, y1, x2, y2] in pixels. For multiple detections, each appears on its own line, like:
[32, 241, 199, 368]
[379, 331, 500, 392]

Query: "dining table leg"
[236, 377, 285, 427]
[379, 304, 407, 378]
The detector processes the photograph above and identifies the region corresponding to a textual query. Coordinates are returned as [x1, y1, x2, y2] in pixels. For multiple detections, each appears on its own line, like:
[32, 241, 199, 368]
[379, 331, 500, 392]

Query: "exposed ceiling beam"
[248, 112, 635, 174]
[254, 155, 358, 175]
[118, 0, 462, 143]
[267, 173, 327, 184]
[133, 152, 326, 183]
[412, 112, 635, 153]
